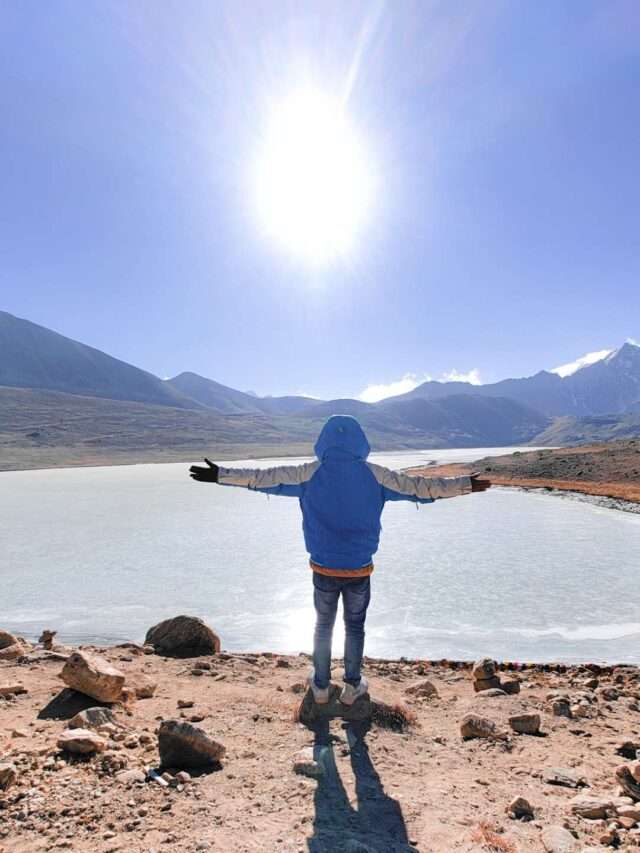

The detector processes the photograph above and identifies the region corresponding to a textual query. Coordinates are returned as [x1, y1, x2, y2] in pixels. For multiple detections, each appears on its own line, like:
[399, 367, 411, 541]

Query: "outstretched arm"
[366, 463, 490, 503]
[189, 458, 319, 497]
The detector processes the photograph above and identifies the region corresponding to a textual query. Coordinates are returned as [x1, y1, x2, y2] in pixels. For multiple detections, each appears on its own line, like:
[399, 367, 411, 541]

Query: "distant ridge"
[393, 342, 640, 417]
[0, 311, 198, 409]
[2, 309, 640, 464]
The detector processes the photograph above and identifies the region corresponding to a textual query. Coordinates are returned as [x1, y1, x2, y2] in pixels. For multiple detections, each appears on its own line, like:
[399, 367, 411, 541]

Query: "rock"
[144, 615, 221, 658]
[507, 795, 534, 819]
[177, 699, 194, 708]
[158, 720, 225, 769]
[59, 651, 125, 703]
[541, 825, 579, 852]
[598, 686, 619, 702]
[175, 770, 191, 784]
[569, 795, 614, 819]
[11, 728, 28, 738]
[0, 683, 27, 697]
[509, 712, 541, 735]
[617, 804, 640, 820]
[0, 630, 31, 661]
[0, 763, 18, 791]
[543, 767, 587, 788]
[57, 728, 107, 755]
[115, 768, 146, 785]
[617, 740, 640, 760]
[474, 676, 502, 693]
[476, 688, 508, 698]
[405, 680, 439, 699]
[472, 658, 497, 680]
[551, 698, 572, 718]
[132, 677, 157, 699]
[501, 679, 521, 695]
[616, 764, 640, 801]
[39, 629, 57, 650]
[460, 713, 506, 740]
[292, 747, 324, 779]
[69, 706, 118, 730]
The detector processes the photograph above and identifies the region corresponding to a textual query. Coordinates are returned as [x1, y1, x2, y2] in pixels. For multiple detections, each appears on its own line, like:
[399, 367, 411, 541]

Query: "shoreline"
[3, 636, 640, 851]
[407, 440, 640, 506]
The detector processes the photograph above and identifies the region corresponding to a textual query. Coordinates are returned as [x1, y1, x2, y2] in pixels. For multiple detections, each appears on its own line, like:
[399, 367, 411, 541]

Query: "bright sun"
[253, 90, 374, 264]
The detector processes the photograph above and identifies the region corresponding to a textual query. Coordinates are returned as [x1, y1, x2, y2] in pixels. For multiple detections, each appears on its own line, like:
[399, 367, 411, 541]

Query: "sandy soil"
[2, 645, 640, 852]
[408, 440, 640, 504]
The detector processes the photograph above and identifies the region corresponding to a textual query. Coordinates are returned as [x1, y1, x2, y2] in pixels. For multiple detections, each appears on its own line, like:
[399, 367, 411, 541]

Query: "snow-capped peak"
[551, 348, 614, 378]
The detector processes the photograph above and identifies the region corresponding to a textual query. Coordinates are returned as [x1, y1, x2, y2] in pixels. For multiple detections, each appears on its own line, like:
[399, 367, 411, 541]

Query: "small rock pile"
[472, 658, 520, 695]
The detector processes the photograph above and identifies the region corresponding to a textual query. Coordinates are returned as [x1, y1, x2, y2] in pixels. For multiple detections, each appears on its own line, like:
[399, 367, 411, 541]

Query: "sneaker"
[307, 669, 330, 704]
[340, 676, 369, 706]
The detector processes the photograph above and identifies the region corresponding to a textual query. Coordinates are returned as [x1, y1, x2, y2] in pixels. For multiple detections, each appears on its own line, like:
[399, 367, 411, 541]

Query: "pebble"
[292, 747, 323, 779]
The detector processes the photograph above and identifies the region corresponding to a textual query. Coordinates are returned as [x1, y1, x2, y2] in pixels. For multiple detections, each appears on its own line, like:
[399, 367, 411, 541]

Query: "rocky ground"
[3, 623, 640, 852]
[408, 440, 640, 504]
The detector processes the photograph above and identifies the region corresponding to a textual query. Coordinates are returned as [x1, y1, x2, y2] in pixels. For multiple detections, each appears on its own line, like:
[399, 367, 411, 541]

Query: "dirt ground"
[3, 645, 640, 852]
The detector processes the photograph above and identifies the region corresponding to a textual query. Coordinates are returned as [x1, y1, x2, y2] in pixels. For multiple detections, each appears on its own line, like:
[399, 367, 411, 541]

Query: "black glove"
[470, 472, 491, 493]
[189, 458, 219, 483]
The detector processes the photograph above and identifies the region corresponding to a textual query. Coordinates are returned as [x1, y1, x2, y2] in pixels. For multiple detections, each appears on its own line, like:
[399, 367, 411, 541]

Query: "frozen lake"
[2, 447, 640, 663]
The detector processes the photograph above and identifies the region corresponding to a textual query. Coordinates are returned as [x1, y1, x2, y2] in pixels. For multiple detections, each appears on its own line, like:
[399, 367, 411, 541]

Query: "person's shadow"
[307, 719, 415, 853]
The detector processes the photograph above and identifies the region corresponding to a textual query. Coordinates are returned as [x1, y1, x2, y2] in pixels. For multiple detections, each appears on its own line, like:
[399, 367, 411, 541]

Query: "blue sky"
[2, 0, 639, 400]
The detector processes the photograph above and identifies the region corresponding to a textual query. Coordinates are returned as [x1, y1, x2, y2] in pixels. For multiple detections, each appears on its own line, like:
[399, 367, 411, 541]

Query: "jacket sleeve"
[217, 461, 319, 497]
[366, 462, 472, 504]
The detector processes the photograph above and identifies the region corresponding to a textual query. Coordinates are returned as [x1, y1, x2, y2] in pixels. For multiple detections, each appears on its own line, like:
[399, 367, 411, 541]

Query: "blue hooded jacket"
[217, 415, 471, 571]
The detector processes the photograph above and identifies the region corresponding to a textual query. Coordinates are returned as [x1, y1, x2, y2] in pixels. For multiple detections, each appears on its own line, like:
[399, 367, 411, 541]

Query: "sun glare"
[253, 90, 374, 264]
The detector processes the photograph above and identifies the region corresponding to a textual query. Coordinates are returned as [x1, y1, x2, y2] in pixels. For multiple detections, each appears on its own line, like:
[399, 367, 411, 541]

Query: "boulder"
[472, 658, 497, 680]
[405, 680, 439, 699]
[57, 728, 107, 755]
[506, 795, 534, 819]
[292, 747, 324, 779]
[509, 712, 541, 735]
[501, 679, 521, 695]
[460, 713, 506, 740]
[69, 706, 118, 730]
[145, 615, 220, 658]
[476, 688, 508, 699]
[541, 826, 579, 853]
[568, 795, 614, 819]
[0, 763, 18, 791]
[59, 651, 125, 703]
[0, 630, 31, 661]
[158, 720, 225, 769]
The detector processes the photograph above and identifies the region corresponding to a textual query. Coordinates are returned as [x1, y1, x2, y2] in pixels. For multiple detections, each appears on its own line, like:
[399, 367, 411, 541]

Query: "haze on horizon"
[1, 0, 639, 401]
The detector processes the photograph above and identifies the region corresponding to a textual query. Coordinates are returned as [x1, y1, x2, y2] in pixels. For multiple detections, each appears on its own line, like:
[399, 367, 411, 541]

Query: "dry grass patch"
[470, 822, 517, 853]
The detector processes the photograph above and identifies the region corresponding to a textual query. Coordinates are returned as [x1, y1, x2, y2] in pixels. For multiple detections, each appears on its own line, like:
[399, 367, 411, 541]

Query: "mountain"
[0, 311, 198, 409]
[2, 309, 639, 469]
[166, 372, 318, 416]
[379, 394, 549, 446]
[530, 412, 640, 446]
[395, 343, 640, 417]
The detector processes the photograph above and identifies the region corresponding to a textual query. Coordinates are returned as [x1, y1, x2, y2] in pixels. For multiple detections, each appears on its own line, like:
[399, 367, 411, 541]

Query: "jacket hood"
[314, 415, 371, 461]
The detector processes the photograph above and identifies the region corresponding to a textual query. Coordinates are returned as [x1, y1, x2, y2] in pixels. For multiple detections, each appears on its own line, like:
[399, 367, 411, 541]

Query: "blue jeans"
[312, 573, 371, 689]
